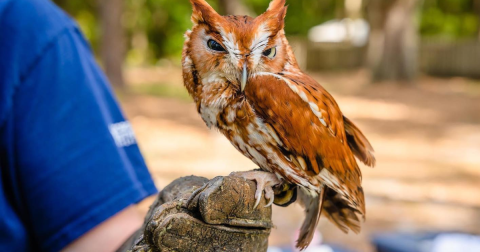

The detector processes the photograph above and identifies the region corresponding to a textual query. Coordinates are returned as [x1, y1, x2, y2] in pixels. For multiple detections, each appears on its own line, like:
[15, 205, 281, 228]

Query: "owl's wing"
[246, 73, 367, 214]
[344, 115, 376, 167]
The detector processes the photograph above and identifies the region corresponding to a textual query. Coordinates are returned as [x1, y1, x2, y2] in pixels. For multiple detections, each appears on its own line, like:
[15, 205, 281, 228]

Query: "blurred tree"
[54, 0, 339, 63]
[99, 0, 126, 88]
[475, 0, 480, 39]
[345, 0, 363, 19]
[123, 0, 198, 63]
[54, 0, 478, 74]
[244, 0, 338, 35]
[54, 0, 125, 88]
[367, 0, 420, 83]
[218, 0, 253, 15]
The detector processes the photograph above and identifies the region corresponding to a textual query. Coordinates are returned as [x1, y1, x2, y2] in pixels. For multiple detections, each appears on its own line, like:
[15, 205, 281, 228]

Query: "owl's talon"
[230, 170, 281, 209]
[264, 186, 275, 207]
[254, 193, 262, 209]
[253, 184, 264, 209]
[264, 198, 274, 208]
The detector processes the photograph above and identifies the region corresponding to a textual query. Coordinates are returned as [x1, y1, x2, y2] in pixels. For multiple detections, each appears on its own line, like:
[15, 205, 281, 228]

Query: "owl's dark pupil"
[207, 39, 225, 52]
[263, 48, 272, 56]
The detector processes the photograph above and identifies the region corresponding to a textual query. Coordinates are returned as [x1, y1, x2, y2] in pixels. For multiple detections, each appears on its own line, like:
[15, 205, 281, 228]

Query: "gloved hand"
[120, 175, 274, 252]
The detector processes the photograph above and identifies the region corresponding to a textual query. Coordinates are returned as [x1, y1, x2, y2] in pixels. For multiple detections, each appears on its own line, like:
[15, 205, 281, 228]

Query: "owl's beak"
[241, 63, 248, 92]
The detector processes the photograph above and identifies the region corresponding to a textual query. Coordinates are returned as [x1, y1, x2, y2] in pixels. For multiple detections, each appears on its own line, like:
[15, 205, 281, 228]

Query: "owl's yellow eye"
[207, 39, 226, 52]
[262, 47, 276, 59]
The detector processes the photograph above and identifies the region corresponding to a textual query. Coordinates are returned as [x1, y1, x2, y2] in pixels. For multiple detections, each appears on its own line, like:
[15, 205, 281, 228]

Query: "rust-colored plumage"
[182, 0, 375, 250]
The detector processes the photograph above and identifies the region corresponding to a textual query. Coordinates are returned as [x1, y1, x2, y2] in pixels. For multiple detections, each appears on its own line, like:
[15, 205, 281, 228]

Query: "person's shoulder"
[0, 0, 76, 43]
[0, 0, 79, 126]
[0, 0, 78, 70]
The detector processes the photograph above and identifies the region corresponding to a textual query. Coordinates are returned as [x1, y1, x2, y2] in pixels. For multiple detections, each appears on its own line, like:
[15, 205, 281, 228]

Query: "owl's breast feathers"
[242, 72, 375, 218]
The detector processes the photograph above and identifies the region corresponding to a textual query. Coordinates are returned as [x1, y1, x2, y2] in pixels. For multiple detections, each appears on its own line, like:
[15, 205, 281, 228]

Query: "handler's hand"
[121, 175, 273, 252]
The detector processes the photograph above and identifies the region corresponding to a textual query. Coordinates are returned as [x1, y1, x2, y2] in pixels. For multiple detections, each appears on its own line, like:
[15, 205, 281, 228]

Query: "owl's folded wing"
[245, 73, 365, 214]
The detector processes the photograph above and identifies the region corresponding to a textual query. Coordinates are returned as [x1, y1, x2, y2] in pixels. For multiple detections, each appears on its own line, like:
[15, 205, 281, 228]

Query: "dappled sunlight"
[338, 96, 440, 122]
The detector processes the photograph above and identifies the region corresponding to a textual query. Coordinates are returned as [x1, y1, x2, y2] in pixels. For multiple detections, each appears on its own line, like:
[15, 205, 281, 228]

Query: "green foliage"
[54, 0, 339, 63]
[53, 0, 100, 52]
[420, 0, 479, 39]
[124, 0, 197, 64]
[243, 0, 339, 35]
[123, 0, 340, 63]
[53, 0, 479, 64]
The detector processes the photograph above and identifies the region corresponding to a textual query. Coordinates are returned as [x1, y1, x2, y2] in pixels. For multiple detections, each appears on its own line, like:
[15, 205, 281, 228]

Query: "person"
[0, 0, 158, 251]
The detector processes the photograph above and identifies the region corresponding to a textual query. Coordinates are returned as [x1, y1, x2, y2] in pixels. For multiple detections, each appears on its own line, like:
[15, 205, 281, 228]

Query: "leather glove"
[120, 175, 273, 252]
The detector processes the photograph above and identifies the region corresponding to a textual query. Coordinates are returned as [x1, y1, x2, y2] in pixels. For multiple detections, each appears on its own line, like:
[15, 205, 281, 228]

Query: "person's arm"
[11, 21, 157, 252]
[62, 206, 143, 252]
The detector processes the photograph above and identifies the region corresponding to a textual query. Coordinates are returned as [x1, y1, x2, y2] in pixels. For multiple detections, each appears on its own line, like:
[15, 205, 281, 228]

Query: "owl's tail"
[296, 187, 363, 250]
[322, 187, 362, 233]
[295, 187, 326, 250]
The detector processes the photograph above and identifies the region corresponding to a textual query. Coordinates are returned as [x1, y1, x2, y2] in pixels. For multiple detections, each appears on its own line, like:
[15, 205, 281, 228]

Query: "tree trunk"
[99, 0, 126, 88]
[218, 0, 253, 16]
[475, 0, 480, 40]
[367, 0, 420, 83]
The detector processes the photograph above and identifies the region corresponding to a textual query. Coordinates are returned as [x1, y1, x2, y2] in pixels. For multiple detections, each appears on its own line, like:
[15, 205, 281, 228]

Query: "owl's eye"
[262, 47, 276, 59]
[207, 39, 226, 52]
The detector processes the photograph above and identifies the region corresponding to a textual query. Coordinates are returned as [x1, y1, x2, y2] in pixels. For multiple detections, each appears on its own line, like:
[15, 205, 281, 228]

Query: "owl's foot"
[231, 170, 281, 209]
[273, 183, 297, 207]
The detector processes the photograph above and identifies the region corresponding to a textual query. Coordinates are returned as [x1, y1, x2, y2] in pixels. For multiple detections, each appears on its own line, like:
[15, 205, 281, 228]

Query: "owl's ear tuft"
[190, 0, 221, 25]
[257, 0, 288, 35]
[267, 0, 287, 13]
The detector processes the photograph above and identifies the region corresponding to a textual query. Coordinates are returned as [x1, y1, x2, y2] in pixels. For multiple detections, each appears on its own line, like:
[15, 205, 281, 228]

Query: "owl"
[182, 0, 375, 250]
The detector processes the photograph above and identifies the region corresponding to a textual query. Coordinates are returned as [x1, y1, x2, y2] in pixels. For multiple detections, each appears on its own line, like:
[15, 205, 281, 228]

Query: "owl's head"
[184, 0, 296, 92]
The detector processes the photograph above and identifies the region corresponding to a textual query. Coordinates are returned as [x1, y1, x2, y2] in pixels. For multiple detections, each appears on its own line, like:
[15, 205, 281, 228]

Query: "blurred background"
[53, 0, 480, 251]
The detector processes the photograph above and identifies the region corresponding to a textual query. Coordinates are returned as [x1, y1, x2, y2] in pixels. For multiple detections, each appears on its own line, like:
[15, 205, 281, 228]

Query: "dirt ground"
[122, 67, 480, 252]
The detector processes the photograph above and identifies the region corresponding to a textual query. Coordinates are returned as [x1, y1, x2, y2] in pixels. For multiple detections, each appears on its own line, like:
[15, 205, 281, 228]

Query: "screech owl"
[181, 0, 375, 249]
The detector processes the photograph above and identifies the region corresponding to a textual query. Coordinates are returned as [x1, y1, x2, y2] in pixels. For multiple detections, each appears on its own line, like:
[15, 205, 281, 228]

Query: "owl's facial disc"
[187, 0, 288, 92]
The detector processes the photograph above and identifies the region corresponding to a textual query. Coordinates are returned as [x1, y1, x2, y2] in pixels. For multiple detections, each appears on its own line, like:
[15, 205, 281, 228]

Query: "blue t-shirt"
[0, 0, 158, 251]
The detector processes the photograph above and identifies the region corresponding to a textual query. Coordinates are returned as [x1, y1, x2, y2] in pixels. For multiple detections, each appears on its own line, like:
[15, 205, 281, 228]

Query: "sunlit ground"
[123, 66, 480, 252]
